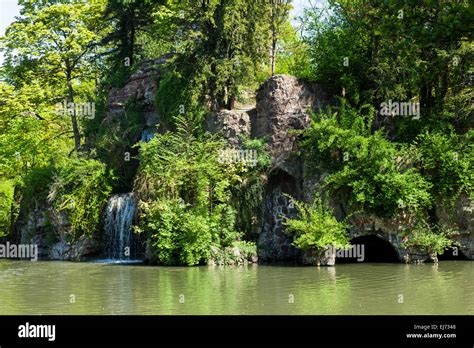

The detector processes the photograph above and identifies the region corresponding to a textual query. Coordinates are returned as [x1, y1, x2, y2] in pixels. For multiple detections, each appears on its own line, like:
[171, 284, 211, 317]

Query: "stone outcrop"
[50, 236, 101, 261]
[12, 66, 473, 265]
[209, 74, 474, 265]
[104, 57, 168, 141]
[204, 108, 252, 146]
[252, 75, 329, 178]
[205, 75, 331, 263]
[107, 57, 167, 112]
[16, 202, 100, 261]
[253, 75, 330, 263]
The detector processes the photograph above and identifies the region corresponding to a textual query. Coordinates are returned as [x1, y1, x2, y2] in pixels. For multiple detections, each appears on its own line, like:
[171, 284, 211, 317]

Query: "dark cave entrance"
[336, 235, 400, 263]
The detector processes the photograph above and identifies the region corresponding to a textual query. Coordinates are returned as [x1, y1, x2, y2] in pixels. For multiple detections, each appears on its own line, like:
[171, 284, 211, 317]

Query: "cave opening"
[336, 235, 400, 263]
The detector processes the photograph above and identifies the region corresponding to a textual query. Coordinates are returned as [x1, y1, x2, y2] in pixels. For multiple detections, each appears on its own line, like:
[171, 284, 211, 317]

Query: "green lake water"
[0, 260, 472, 315]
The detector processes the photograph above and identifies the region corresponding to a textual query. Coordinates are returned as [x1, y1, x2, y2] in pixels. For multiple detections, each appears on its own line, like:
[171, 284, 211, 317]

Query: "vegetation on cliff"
[0, 0, 472, 262]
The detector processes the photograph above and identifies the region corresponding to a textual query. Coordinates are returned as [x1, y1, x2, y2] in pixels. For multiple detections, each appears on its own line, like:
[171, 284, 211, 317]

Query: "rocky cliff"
[14, 66, 473, 264]
[206, 74, 474, 264]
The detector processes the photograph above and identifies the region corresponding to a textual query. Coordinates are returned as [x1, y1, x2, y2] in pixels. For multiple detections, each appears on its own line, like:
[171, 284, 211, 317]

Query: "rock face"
[208, 245, 258, 266]
[16, 202, 100, 261]
[204, 108, 252, 146]
[252, 75, 329, 177]
[435, 194, 474, 260]
[205, 75, 330, 263]
[107, 57, 167, 112]
[209, 74, 474, 264]
[105, 57, 168, 140]
[253, 75, 330, 263]
[50, 236, 101, 261]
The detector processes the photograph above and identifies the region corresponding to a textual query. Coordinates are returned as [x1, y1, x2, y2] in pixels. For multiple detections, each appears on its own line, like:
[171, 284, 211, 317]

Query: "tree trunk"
[227, 94, 236, 110]
[130, 16, 135, 66]
[67, 69, 81, 151]
[271, 1, 277, 76]
[271, 35, 277, 76]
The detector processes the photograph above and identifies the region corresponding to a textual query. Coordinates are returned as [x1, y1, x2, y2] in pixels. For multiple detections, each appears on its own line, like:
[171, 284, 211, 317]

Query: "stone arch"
[336, 234, 401, 263]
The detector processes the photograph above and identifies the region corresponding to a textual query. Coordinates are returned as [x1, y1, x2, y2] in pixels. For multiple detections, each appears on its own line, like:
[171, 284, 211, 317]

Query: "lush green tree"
[302, 102, 433, 217]
[102, 0, 164, 85]
[301, 0, 472, 138]
[269, 0, 292, 75]
[414, 130, 473, 203]
[274, 20, 312, 79]
[1, 0, 108, 150]
[154, 0, 273, 111]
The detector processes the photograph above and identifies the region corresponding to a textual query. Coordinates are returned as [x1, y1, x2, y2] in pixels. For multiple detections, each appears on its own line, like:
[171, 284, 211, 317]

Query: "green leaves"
[134, 118, 244, 265]
[284, 193, 349, 252]
[47, 157, 115, 238]
[415, 131, 473, 203]
[303, 103, 433, 217]
[401, 221, 458, 256]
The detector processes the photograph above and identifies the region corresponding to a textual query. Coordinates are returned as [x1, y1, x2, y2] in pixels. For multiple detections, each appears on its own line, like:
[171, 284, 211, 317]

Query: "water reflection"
[0, 261, 472, 315]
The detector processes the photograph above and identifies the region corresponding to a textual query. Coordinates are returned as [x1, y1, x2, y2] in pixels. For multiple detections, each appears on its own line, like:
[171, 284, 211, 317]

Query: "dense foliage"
[0, 0, 471, 262]
[134, 118, 265, 265]
[302, 102, 433, 217]
[284, 193, 349, 253]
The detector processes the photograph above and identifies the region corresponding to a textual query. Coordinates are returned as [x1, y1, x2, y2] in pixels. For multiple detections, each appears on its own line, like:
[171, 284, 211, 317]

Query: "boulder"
[50, 236, 101, 261]
[252, 74, 329, 178]
[104, 57, 169, 136]
[205, 108, 252, 146]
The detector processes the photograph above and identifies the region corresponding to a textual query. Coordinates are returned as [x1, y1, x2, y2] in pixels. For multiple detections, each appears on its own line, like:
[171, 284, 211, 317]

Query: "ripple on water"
[0, 260, 472, 315]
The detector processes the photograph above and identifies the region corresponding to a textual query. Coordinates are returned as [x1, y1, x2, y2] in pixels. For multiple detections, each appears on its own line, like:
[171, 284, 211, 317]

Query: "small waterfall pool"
[98, 193, 143, 263]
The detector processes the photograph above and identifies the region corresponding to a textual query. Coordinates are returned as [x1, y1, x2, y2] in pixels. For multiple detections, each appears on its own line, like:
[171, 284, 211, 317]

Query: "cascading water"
[140, 128, 155, 142]
[104, 193, 139, 261]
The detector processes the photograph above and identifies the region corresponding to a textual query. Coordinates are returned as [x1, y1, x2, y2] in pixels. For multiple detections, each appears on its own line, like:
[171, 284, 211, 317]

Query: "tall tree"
[302, 0, 472, 137]
[1, 0, 108, 151]
[270, 0, 292, 75]
[103, 0, 163, 77]
[158, 0, 272, 111]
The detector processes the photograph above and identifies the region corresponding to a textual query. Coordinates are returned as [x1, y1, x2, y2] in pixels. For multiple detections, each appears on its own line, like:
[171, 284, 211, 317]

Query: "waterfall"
[140, 128, 155, 142]
[104, 193, 139, 260]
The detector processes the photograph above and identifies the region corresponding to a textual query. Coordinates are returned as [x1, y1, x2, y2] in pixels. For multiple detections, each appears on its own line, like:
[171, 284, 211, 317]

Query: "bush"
[140, 199, 215, 265]
[48, 157, 115, 239]
[302, 102, 432, 217]
[92, 99, 145, 192]
[414, 131, 473, 203]
[284, 193, 349, 253]
[134, 117, 248, 265]
[401, 222, 458, 256]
